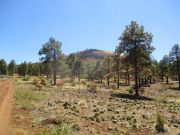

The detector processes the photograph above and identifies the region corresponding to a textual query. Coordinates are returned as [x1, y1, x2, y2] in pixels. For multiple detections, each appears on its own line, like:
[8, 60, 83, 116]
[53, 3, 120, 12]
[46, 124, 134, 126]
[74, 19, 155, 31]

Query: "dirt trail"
[0, 79, 13, 135]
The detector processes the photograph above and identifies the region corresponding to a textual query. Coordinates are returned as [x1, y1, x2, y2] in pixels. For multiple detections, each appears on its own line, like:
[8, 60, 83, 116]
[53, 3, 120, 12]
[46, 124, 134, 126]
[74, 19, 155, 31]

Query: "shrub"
[78, 100, 88, 108]
[139, 87, 145, 94]
[41, 78, 46, 85]
[87, 83, 97, 93]
[49, 79, 53, 85]
[127, 88, 134, 94]
[57, 80, 65, 90]
[38, 76, 47, 85]
[71, 82, 76, 86]
[35, 82, 43, 90]
[81, 80, 86, 85]
[111, 84, 116, 90]
[22, 75, 30, 81]
[33, 77, 43, 90]
[33, 77, 48, 90]
[41, 123, 76, 135]
[33, 77, 40, 84]
[102, 82, 106, 87]
[14, 77, 18, 82]
[86, 82, 91, 89]
[155, 112, 165, 132]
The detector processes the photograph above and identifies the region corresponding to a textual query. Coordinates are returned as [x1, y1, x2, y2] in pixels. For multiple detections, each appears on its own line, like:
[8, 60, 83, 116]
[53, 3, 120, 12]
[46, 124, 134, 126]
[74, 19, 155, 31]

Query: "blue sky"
[0, 0, 180, 64]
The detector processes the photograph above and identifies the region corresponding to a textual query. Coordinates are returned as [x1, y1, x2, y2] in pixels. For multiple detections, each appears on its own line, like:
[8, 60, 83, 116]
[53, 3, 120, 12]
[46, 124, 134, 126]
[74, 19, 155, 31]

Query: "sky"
[0, 0, 180, 64]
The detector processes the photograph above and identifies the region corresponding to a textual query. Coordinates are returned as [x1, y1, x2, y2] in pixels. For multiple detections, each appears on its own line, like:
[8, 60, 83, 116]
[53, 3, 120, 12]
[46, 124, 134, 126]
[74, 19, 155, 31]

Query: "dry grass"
[13, 79, 180, 135]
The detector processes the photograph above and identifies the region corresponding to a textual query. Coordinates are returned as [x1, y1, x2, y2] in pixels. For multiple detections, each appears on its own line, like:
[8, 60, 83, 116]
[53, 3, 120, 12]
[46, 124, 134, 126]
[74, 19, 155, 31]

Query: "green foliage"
[22, 75, 30, 81]
[116, 21, 154, 64]
[102, 55, 112, 86]
[85, 63, 94, 81]
[18, 61, 28, 76]
[14, 84, 47, 110]
[155, 112, 165, 132]
[39, 76, 47, 85]
[28, 62, 43, 76]
[41, 124, 77, 135]
[58, 54, 70, 78]
[116, 21, 154, 96]
[95, 60, 105, 81]
[8, 59, 16, 76]
[71, 82, 76, 86]
[0, 59, 8, 75]
[85, 60, 105, 81]
[39, 37, 62, 84]
[67, 54, 83, 81]
[111, 54, 121, 88]
[17, 62, 44, 77]
[127, 87, 134, 94]
[169, 44, 180, 88]
[169, 44, 180, 62]
[159, 55, 171, 83]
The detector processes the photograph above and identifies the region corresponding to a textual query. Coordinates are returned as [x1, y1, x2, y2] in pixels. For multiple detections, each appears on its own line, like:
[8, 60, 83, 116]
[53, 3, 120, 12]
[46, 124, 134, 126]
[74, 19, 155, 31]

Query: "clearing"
[11, 78, 180, 135]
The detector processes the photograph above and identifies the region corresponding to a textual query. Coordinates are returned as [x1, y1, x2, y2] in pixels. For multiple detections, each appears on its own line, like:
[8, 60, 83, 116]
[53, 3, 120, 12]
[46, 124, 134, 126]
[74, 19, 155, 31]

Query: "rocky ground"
[12, 80, 180, 135]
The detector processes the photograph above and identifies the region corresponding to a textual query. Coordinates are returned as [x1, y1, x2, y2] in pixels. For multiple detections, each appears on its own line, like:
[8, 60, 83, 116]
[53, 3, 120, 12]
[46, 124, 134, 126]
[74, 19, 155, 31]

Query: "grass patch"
[155, 111, 166, 132]
[14, 82, 48, 110]
[41, 123, 78, 135]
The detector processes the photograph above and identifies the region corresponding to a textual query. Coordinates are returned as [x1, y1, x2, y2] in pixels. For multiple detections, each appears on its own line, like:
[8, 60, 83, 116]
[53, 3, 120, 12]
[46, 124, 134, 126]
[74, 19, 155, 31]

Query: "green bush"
[22, 75, 30, 81]
[49, 79, 53, 85]
[155, 112, 165, 132]
[41, 78, 47, 85]
[71, 82, 76, 86]
[41, 123, 77, 135]
[127, 88, 134, 94]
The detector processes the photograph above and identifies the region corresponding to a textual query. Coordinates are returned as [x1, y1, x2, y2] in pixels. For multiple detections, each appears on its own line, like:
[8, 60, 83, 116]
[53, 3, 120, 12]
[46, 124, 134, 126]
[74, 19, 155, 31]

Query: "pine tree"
[116, 21, 154, 96]
[169, 44, 180, 88]
[39, 37, 62, 85]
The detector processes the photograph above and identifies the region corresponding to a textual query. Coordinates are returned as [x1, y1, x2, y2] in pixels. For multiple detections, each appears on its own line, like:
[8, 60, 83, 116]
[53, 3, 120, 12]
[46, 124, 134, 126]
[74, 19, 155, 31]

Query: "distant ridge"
[72, 49, 113, 60]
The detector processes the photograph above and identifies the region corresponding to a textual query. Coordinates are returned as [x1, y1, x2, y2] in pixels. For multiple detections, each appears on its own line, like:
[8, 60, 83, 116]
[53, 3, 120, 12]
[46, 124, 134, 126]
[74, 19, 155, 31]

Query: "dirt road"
[0, 79, 13, 135]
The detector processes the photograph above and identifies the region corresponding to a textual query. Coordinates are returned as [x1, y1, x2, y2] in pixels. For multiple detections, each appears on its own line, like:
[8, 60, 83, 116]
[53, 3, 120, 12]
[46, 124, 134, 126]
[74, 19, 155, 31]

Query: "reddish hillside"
[73, 49, 112, 61]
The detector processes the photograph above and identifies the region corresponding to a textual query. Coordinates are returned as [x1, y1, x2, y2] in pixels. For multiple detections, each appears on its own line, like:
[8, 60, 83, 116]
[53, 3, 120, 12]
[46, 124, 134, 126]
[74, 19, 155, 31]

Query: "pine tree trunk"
[153, 78, 156, 83]
[134, 45, 139, 96]
[150, 75, 152, 84]
[107, 57, 110, 86]
[177, 57, 180, 88]
[117, 55, 120, 88]
[114, 77, 116, 83]
[145, 78, 148, 84]
[107, 76, 110, 86]
[135, 64, 139, 96]
[138, 77, 141, 88]
[45, 62, 49, 78]
[161, 74, 164, 82]
[141, 78, 143, 84]
[53, 59, 57, 85]
[128, 73, 130, 85]
[166, 76, 169, 84]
